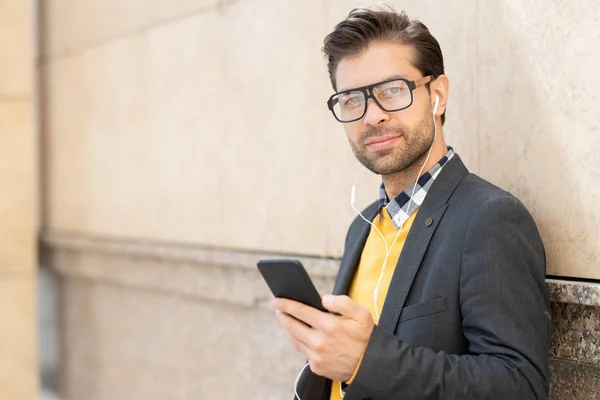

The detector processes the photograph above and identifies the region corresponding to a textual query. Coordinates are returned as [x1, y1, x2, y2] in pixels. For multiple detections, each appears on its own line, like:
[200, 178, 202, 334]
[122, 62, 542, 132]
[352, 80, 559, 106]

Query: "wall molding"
[40, 231, 339, 308]
[40, 231, 600, 307]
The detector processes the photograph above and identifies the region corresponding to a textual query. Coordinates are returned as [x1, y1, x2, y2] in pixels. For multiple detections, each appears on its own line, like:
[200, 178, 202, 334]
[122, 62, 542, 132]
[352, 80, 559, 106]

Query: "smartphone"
[257, 259, 327, 313]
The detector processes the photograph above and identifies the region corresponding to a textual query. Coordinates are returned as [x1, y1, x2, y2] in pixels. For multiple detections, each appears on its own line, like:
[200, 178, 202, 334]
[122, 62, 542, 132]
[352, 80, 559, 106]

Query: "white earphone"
[295, 92, 441, 400]
[349, 91, 440, 320]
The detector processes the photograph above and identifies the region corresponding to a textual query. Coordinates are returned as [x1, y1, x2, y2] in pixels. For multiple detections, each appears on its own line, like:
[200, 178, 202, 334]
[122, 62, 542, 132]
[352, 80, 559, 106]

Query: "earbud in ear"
[433, 94, 440, 115]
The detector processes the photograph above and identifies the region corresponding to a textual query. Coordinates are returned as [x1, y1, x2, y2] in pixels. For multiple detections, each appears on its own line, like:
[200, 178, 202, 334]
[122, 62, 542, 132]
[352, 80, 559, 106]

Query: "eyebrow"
[337, 73, 410, 93]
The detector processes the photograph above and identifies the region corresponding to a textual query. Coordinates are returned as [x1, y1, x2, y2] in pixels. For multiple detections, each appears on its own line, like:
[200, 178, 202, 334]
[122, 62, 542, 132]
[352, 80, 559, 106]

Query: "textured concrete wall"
[0, 0, 38, 398]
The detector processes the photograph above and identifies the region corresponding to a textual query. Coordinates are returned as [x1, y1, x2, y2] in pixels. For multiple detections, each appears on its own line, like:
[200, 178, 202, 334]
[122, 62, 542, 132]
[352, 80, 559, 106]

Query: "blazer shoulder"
[455, 173, 536, 221]
[457, 173, 518, 204]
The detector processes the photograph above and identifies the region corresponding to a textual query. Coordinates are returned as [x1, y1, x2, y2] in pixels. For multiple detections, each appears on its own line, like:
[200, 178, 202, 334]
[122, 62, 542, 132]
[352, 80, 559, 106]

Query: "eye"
[381, 86, 408, 97]
[340, 93, 364, 108]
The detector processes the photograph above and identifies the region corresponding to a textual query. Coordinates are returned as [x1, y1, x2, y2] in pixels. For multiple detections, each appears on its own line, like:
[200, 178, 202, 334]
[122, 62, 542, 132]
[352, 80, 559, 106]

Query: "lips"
[364, 135, 403, 150]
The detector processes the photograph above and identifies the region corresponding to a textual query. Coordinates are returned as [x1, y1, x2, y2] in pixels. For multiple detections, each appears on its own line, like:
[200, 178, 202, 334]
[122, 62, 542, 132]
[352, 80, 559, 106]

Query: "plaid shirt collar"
[378, 147, 455, 230]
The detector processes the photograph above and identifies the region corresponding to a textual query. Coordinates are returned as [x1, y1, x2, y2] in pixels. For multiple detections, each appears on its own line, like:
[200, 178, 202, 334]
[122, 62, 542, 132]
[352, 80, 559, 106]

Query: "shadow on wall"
[37, 266, 61, 394]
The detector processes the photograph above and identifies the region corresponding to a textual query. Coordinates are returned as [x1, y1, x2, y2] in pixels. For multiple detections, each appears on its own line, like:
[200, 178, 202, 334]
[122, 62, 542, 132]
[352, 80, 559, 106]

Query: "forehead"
[335, 42, 421, 92]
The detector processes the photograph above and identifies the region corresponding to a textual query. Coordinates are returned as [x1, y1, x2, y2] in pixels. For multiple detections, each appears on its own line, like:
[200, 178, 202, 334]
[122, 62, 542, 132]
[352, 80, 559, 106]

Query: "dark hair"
[322, 6, 446, 124]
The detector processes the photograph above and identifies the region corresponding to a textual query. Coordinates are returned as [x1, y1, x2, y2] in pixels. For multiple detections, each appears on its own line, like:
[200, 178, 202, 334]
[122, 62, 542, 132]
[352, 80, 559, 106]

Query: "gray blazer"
[295, 155, 550, 400]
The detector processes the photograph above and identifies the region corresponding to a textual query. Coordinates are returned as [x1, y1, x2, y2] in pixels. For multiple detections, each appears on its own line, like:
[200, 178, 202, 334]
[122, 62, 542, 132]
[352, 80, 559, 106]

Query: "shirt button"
[425, 217, 433, 227]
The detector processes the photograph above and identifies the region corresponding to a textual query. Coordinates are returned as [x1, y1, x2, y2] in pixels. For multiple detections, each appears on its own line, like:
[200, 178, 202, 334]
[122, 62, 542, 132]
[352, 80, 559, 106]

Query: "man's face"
[334, 42, 435, 176]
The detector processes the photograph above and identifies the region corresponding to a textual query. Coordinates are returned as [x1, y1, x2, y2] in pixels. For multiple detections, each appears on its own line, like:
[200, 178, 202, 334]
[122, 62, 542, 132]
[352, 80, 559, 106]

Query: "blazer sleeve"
[343, 195, 551, 400]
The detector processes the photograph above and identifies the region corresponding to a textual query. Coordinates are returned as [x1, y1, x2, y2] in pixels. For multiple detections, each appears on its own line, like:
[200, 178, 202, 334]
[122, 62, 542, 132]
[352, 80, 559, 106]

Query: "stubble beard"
[349, 111, 435, 176]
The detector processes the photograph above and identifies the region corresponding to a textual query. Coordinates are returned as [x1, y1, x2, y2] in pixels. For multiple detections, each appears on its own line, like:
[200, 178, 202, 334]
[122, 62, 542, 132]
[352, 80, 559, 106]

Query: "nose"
[363, 98, 389, 126]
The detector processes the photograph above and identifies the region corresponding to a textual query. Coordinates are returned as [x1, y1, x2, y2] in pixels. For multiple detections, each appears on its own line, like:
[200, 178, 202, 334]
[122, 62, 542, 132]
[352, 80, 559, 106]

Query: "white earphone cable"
[293, 362, 310, 400]
[352, 94, 439, 323]
[293, 94, 440, 400]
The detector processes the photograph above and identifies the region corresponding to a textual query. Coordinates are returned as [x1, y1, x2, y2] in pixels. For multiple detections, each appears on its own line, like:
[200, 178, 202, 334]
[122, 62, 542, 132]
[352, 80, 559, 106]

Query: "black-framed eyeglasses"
[326, 75, 435, 123]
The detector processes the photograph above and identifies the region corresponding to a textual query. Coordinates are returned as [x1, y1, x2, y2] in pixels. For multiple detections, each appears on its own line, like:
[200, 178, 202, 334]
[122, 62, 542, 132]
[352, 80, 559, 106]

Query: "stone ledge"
[40, 231, 600, 308]
[40, 231, 339, 276]
[39, 231, 338, 309]
[546, 278, 600, 307]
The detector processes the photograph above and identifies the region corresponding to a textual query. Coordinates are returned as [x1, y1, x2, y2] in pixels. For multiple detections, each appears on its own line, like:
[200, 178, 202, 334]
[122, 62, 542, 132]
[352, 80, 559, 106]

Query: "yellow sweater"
[330, 208, 418, 400]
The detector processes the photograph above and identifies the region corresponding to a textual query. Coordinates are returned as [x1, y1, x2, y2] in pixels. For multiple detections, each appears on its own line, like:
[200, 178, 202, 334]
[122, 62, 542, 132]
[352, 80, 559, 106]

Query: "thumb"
[322, 295, 364, 318]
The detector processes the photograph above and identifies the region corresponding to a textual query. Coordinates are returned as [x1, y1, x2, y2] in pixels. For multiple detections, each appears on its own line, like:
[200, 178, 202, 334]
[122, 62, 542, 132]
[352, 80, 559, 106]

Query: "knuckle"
[362, 308, 372, 320]
[323, 320, 337, 335]
[310, 355, 323, 372]
[313, 338, 325, 353]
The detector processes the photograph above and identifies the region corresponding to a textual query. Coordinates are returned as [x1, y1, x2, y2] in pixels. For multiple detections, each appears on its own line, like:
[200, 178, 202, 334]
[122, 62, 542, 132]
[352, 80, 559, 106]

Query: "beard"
[349, 107, 435, 176]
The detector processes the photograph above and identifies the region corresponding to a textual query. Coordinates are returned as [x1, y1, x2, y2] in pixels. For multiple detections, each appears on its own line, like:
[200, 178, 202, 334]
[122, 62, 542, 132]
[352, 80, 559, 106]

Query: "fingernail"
[270, 298, 278, 309]
[322, 295, 332, 307]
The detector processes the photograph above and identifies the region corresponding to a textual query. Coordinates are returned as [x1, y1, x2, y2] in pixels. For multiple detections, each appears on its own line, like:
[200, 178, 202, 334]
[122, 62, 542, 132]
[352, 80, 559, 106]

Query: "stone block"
[0, 103, 36, 271]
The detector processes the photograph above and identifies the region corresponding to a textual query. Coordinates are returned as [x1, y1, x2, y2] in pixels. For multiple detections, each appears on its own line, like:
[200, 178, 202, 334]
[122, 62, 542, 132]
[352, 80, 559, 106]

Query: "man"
[271, 7, 550, 400]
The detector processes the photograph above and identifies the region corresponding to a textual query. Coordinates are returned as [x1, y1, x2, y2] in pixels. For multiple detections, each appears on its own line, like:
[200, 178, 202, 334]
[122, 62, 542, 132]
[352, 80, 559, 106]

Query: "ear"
[431, 74, 450, 117]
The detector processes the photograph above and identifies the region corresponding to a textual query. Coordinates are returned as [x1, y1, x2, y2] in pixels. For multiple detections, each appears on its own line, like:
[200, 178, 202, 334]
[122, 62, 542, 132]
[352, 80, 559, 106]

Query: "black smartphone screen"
[257, 259, 327, 313]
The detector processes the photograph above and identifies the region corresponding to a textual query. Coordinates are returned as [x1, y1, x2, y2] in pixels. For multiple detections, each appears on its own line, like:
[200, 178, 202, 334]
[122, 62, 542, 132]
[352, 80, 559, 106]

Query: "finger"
[275, 310, 319, 346]
[289, 335, 314, 358]
[275, 312, 312, 357]
[272, 298, 327, 328]
[322, 295, 369, 320]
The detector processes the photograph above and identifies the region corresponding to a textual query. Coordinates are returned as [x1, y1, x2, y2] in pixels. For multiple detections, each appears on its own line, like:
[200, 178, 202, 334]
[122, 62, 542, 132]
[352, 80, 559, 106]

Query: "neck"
[382, 136, 448, 201]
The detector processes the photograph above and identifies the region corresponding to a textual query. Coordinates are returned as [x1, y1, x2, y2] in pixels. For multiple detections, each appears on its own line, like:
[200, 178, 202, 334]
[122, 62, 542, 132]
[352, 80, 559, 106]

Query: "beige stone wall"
[0, 0, 39, 398]
[40, 0, 600, 278]
[36, 2, 600, 399]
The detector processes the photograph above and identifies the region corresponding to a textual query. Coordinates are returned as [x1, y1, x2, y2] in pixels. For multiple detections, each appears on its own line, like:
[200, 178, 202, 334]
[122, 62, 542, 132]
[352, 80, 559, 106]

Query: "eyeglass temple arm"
[413, 75, 435, 89]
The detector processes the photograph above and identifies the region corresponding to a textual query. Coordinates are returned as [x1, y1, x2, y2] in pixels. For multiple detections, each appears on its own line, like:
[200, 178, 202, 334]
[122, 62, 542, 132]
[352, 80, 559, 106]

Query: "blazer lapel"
[377, 155, 470, 332]
[377, 203, 448, 332]
[332, 205, 378, 296]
